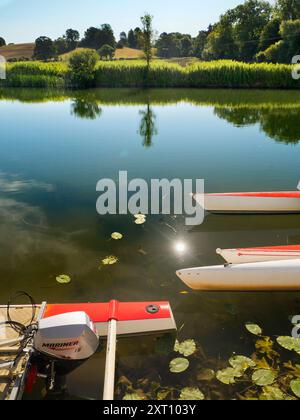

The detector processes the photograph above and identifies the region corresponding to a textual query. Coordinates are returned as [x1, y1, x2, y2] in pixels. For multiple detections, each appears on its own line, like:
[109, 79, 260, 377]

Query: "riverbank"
[1, 60, 300, 89]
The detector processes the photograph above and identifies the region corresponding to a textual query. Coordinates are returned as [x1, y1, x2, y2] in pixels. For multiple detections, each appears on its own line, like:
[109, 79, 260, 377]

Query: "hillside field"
[0, 43, 144, 61]
[0, 43, 35, 59]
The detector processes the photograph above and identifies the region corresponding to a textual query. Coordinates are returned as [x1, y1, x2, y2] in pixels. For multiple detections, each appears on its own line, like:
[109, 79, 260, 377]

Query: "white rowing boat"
[194, 191, 300, 214]
[176, 259, 300, 291]
[217, 245, 300, 264]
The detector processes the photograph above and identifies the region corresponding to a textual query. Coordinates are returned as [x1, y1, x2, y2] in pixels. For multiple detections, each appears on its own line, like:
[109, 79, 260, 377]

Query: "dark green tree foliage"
[257, 19, 300, 62]
[259, 18, 282, 52]
[69, 49, 99, 87]
[230, 0, 272, 61]
[193, 30, 210, 58]
[98, 44, 115, 60]
[276, 0, 300, 20]
[65, 29, 80, 51]
[203, 0, 271, 62]
[33, 36, 56, 60]
[180, 36, 193, 57]
[156, 33, 193, 58]
[128, 29, 136, 48]
[0, 37, 6, 47]
[54, 37, 68, 55]
[81, 24, 116, 50]
[203, 19, 237, 60]
[117, 32, 128, 48]
[127, 28, 143, 49]
[141, 14, 154, 67]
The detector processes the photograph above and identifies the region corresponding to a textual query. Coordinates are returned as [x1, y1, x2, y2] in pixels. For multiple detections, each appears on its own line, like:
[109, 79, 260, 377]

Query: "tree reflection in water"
[71, 98, 102, 120]
[214, 107, 300, 145]
[139, 104, 158, 148]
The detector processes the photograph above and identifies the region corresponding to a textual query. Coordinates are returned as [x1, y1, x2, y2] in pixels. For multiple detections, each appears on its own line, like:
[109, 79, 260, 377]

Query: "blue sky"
[0, 0, 274, 43]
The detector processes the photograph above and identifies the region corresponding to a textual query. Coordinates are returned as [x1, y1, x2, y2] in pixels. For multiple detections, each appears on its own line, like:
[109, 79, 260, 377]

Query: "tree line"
[156, 0, 300, 63]
[2, 0, 300, 63]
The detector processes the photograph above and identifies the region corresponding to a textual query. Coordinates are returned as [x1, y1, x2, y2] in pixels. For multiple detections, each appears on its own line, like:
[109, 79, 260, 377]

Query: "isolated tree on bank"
[69, 49, 98, 87]
[141, 14, 154, 67]
[33, 36, 56, 60]
[98, 44, 115, 60]
[0, 37, 6, 47]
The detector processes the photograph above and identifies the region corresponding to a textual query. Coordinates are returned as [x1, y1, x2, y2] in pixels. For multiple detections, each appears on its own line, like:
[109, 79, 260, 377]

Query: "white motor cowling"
[34, 312, 99, 361]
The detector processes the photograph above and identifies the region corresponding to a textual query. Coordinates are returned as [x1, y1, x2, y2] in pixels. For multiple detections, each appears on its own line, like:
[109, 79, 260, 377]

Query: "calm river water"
[1, 88, 300, 399]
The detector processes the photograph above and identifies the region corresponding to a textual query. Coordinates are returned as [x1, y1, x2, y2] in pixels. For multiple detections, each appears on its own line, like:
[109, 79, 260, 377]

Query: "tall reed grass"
[1, 60, 299, 89]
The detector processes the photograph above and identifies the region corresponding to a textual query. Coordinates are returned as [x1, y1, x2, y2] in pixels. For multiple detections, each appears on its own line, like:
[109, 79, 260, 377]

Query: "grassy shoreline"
[1, 60, 300, 89]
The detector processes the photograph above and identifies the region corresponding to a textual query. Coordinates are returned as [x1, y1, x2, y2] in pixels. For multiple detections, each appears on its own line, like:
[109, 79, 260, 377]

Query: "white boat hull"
[176, 259, 300, 291]
[194, 192, 300, 214]
[217, 245, 300, 264]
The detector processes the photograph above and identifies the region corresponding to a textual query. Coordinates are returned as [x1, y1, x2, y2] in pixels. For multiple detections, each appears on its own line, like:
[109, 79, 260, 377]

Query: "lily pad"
[123, 393, 145, 401]
[101, 255, 118, 266]
[134, 214, 147, 225]
[111, 232, 123, 240]
[277, 336, 300, 354]
[179, 387, 205, 401]
[252, 369, 277, 387]
[290, 379, 300, 398]
[245, 323, 263, 336]
[216, 368, 242, 385]
[56, 274, 71, 284]
[229, 355, 256, 372]
[169, 358, 190, 374]
[260, 386, 285, 401]
[174, 339, 197, 357]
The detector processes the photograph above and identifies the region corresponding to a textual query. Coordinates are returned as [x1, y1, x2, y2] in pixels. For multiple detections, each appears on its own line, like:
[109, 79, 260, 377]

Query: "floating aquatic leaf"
[56, 274, 71, 284]
[134, 214, 147, 225]
[255, 337, 279, 359]
[169, 358, 189, 374]
[216, 368, 242, 385]
[179, 387, 205, 401]
[101, 255, 118, 266]
[157, 389, 171, 400]
[123, 392, 145, 401]
[277, 336, 300, 354]
[245, 323, 263, 336]
[111, 232, 123, 240]
[260, 386, 285, 401]
[174, 339, 197, 357]
[197, 368, 215, 382]
[290, 379, 300, 398]
[252, 369, 277, 387]
[229, 355, 256, 372]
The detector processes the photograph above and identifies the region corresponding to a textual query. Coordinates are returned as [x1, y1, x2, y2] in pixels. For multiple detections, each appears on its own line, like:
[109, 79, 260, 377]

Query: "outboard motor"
[33, 312, 99, 378]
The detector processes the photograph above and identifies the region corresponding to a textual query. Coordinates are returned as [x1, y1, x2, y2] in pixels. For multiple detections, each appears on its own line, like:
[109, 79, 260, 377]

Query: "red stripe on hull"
[237, 245, 300, 253]
[207, 192, 300, 198]
[43, 302, 172, 322]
